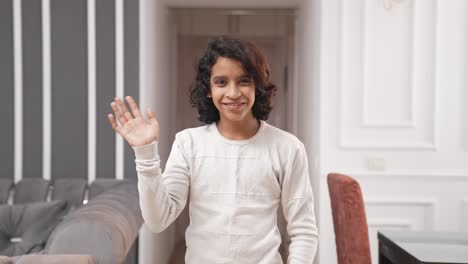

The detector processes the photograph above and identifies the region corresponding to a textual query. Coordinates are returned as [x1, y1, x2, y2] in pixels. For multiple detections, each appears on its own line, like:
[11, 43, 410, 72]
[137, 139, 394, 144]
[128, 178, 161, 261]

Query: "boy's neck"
[216, 116, 260, 141]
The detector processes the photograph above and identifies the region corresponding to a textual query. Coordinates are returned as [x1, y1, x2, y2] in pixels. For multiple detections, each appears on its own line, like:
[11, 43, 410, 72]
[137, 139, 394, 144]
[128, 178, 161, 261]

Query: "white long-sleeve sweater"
[133, 120, 319, 263]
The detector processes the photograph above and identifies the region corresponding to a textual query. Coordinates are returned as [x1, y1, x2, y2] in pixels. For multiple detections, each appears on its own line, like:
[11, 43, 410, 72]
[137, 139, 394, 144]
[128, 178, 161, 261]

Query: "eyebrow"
[211, 74, 252, 80]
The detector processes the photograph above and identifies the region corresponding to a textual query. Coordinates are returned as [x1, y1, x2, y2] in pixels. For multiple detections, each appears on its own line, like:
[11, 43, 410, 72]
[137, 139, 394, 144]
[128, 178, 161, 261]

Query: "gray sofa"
[0, 178, 143, 264]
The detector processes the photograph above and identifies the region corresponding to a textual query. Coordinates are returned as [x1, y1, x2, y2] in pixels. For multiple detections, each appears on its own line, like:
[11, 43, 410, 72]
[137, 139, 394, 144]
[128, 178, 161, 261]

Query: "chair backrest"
[327, 173, 371, 264]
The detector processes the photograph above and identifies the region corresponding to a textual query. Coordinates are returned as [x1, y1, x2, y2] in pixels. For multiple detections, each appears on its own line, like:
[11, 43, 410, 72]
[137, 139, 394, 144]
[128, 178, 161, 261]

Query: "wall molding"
[367, 216, 415, 264]
[361, 0, 415, 128]
[465, 80, 468, 151]
[365, 196, 439, 230]
[338, 141, 436, 150]
[365, 196, 437, 206]
[338, 0, 438, 150]
[461, 199, 468, 231]
[367, 217, 414, 230]
[323, 170, 468, 180]
[361, 120, 415, 128]
[465, 0, 468, 151]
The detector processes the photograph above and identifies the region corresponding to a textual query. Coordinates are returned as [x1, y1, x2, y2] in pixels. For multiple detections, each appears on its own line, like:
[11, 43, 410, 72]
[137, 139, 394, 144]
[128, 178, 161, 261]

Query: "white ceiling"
[163, 0, 303, 8]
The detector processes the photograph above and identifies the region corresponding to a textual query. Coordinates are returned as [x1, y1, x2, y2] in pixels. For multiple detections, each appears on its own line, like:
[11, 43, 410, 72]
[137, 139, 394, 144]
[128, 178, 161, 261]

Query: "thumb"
[146, 107, 158, 125]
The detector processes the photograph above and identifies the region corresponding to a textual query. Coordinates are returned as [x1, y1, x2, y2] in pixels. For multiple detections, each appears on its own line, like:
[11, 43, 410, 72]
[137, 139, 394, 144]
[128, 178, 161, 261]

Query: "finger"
[125, 96, 142, 118]
[107, 114, 123, 135]
[146, 107, 159, 126]
[116, 97, 133, 120]
[111, 101, 127, 125]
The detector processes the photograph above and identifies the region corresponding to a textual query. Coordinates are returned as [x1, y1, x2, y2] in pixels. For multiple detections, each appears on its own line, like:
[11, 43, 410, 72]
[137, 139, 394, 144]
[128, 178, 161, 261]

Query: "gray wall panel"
[124, 0, 139, 180]
[0, 0, 15, 180]
[22, 0, 43, 179]
[51, 0, 87, 179]
[96, 0, 116, 179]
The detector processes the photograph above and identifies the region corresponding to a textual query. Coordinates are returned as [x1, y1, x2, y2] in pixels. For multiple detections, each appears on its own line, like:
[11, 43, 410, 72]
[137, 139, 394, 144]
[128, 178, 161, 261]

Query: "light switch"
[367, 157, 386, 171]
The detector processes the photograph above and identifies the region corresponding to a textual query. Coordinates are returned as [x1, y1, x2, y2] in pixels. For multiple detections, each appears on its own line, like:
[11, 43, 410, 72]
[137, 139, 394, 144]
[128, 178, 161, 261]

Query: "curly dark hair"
[190, 36, 277, 124]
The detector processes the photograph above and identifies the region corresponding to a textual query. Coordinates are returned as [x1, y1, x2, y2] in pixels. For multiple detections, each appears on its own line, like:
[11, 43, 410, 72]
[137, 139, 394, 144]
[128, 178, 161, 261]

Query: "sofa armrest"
[12, 254, 94, 264]
[44, 182, 143, 264]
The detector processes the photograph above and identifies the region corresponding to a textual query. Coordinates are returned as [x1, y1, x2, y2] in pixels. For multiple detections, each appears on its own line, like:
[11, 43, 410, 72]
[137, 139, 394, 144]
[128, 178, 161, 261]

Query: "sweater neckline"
[212, 120, 266, 145]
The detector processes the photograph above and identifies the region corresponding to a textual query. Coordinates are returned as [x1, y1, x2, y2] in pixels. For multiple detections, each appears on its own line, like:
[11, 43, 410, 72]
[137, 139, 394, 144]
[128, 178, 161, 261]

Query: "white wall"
[140, 1, 468, 264]
[139, 0, 175, 263]
[140, 0, 323, 263]
[318, 0, 468, 263]
[294, 0, 322, 261]
[140, 1, 312, 264]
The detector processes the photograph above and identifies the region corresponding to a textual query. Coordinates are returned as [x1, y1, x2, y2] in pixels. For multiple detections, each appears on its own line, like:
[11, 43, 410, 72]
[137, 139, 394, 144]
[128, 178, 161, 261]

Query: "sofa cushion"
[88, 179, 124, 199]
[0, 179, 12, 204]
[45, 182, 142, 264]
[0, 200, 68, 256]
[13, 179, 50, 204]
[51, 179, 87, 210]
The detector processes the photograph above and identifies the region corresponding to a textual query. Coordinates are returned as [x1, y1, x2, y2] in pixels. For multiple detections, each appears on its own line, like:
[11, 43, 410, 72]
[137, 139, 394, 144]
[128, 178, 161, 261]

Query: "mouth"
[222, 102, 246, 106]
[222, 102, 246, 110]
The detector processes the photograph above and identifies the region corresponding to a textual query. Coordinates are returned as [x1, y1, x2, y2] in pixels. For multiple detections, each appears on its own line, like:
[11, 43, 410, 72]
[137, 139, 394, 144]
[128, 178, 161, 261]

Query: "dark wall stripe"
[51, 0, 87, 179]
[96, 0, 116, 179]
[124, 0, 139, 180]
[22, 0, 43, 179]
[0, 0, 15, 180]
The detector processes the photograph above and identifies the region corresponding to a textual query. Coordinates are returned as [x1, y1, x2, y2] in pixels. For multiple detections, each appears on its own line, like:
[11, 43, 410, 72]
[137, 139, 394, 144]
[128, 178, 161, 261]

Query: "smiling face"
[209, 56, 256, 124]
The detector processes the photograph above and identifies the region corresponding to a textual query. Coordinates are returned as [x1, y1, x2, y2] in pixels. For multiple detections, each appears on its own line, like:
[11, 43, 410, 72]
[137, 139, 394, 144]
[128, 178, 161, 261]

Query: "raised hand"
[108, 96, 160, 147]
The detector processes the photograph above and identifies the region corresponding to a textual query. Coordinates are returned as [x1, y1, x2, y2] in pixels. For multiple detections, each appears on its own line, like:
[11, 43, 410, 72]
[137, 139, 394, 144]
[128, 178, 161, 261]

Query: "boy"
[108, 36, 318, 263]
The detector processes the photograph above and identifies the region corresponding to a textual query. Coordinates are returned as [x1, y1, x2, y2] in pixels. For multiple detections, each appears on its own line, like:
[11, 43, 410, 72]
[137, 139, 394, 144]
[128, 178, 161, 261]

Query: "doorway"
[170, 8, 296, 133]
[168, 8, 297, 263]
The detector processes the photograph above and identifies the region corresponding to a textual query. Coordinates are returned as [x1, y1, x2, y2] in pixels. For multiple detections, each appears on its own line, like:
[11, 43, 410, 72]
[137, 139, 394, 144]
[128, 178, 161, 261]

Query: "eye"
[240, 78, 252, 85]
[214, 79, 227, 87]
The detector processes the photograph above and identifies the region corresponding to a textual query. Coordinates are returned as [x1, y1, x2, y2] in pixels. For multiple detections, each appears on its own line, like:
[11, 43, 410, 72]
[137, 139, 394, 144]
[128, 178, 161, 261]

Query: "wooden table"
[378, 230, 468, 264]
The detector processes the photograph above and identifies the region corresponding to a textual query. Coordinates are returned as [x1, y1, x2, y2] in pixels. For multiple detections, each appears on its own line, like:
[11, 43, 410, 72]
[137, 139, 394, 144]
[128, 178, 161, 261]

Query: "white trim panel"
[13, 0, 23, 183]
[339, 0, 438, 149]
[88, 0, 97, 184]
[325, 170, 468, 180]
[461, 199, 468, 232]
[42, 0, 51, 181]
[361, 0, 415, 128]
[115, 0, 124, 180]
[367, 217, 416, 264]
[465, 0, 468, 151]
[365, 196, 439, 230]
[367, 218, 415, 229]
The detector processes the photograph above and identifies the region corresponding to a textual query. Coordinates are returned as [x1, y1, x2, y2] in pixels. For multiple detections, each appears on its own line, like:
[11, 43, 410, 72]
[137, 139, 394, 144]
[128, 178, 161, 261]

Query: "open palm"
[108, 96, 160, 147]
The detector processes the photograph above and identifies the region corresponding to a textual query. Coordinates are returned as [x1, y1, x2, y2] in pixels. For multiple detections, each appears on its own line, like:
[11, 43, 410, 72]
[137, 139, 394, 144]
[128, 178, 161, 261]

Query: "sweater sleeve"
[133, 133, 190, 233]
[281, 143, 319, 263]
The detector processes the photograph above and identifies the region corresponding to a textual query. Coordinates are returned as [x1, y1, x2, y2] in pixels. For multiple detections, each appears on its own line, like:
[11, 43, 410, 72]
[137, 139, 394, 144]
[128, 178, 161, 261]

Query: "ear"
[207, 92, 212, 98]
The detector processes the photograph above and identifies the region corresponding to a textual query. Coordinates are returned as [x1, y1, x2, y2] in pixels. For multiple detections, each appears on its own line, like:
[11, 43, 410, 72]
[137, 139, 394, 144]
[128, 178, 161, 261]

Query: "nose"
[226, 83, 242, 99]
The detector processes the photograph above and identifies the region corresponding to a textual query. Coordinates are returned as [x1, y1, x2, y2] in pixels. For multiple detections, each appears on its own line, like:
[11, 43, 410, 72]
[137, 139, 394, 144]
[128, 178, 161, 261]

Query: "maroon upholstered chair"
[327, 173, 371, 264]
